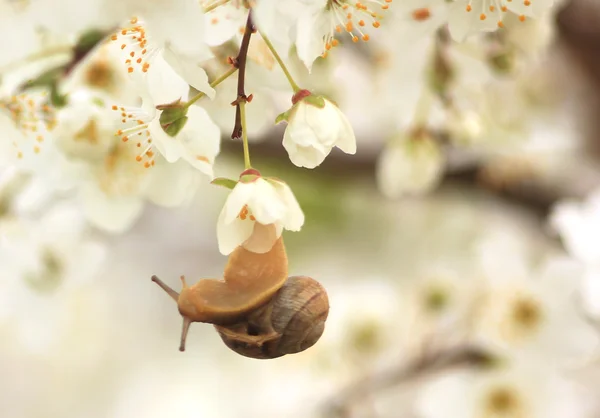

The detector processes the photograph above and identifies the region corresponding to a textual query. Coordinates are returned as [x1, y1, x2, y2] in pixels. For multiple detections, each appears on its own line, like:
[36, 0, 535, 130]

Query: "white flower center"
[0, 93, 56, 159]
[482, 386, 524, 416]
[322, 0, 392, 56]
[463, 0, 532, 27]
[112, 105, 156, 168]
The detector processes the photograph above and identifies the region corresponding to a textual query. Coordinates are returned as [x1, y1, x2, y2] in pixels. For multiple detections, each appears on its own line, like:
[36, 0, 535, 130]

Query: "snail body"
[151, 224, 329, 359]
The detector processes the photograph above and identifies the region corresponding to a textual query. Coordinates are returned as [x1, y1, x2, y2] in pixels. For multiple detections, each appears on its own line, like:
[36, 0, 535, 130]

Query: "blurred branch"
[220, 137, 600, 218]
[323, 345, 493, 418]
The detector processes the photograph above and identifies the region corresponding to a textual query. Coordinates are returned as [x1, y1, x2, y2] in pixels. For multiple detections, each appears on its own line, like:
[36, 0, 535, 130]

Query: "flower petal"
[217, 205, 255, 255]
[224, 182, 255, 224]
[177, 105, 221, 176]
[163, 47, 215, 99]
[145, 54, 190, 105]
[270, 180, 304, 231]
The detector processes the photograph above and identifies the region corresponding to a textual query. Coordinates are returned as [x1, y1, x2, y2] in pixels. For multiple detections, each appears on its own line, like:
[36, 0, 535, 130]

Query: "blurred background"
[3, 0, 600, 417]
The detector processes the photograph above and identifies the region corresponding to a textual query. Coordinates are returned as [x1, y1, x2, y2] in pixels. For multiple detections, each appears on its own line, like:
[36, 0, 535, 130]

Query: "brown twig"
[231, 11, 255, 140]
[323, 345, 493, 417]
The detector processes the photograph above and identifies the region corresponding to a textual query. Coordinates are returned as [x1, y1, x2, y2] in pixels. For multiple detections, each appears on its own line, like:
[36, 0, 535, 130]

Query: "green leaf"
[211, 177, 237, 190]
[159, 105, 188, 126]
[49, 83, 68, 108]
[162, 115, 188, 137]
[275, 110, 291, 124]
[303, 94, 326, 108]
[74, 29, 107, 56]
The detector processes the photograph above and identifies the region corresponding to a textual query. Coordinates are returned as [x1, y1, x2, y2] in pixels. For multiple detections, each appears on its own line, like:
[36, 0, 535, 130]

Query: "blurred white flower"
[78, 142, 200, 233]
[321, 280, 416, 370]
[550, 189, 600, 318]
[53, 89, 117, 161]
[472, 253, 598, 366]
[62, 42, 140, 104]
[446, 109, 485, 145]
[417, 363, 591, 418]
[0, 204, 106, 353]
[550, 190, 600, 266]
[216, 173, 304, 255]
[376, 131, 444, 198]
[400, 266, 484, 350]
[278, 91, 356, 169]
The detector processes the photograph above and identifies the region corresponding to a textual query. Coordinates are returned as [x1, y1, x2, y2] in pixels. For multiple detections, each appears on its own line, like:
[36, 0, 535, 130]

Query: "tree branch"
[231, 11, 255, 140]
[323, 345, 493, 418]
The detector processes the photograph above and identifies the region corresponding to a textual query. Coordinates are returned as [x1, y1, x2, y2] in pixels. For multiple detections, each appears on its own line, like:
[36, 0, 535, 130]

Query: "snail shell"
[215, 275, 329, 359]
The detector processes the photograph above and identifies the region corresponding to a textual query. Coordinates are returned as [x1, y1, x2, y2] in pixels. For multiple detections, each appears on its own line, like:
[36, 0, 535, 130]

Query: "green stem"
[239, 101, 251, 169]
[259, 31, 301, 93]
[185, 67, 238, 108]
[203, 0, 230, 13]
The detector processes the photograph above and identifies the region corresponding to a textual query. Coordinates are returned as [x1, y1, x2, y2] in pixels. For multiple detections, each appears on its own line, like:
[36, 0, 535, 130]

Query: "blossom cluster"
[4, 0, 600, 416]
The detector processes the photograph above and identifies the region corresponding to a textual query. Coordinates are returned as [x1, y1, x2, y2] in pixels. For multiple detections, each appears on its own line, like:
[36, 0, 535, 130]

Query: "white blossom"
[376, 132, 444, 198]
[550, 189, 600, 318]
[216, 173, 304, 255]
[417, 364, 590, 418]
[0, 204, 106, 353]
[112, 54, 221, 177]
[278, 92, 356, 169]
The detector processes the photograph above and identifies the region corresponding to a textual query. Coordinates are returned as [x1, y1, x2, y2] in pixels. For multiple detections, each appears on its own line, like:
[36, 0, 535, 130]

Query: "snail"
[151, 224, 329, 359]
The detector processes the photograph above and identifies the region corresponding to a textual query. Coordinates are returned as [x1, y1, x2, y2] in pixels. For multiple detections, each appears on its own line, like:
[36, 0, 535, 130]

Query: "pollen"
[412, 8, 431, 21]
[463, 0, 533, 23]
[237, 205, 256, 222]
[111, 17, 154, 76]
[321, 0, 389, 59]
[112, 104, 156, 168]
[0, 93, 56, 160]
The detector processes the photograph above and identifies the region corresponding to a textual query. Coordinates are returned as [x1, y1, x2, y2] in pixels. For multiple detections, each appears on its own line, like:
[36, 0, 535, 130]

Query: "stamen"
[0, 93, 56, 160]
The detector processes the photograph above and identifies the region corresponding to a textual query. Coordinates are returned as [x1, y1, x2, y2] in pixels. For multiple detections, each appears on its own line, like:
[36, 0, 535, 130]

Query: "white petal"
[163, 47, 215, 99]
[81, 186, 144, 233]
[283, 141, 329, 168]
[270, 180, 304, 231]
[217, 205, 255, 255]
[295, 11, 328, 72]
[246, 178, 287, 225]
[329, 101, 357, 154]
[224, 182, 255, 224]
[145, 159, 198, 207]
[143, 0, 210, 58]
[145, 54, 190, 105]
[376, 138, 444, 198]
[148, 115, 186, 163]
[178, 106, 221, 176]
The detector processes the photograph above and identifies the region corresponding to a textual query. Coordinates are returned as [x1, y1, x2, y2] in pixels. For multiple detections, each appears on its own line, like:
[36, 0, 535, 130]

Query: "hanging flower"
[277, 90, 356, 169]
[376, 129, 444, 198]
[215, 169, 304, 255]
